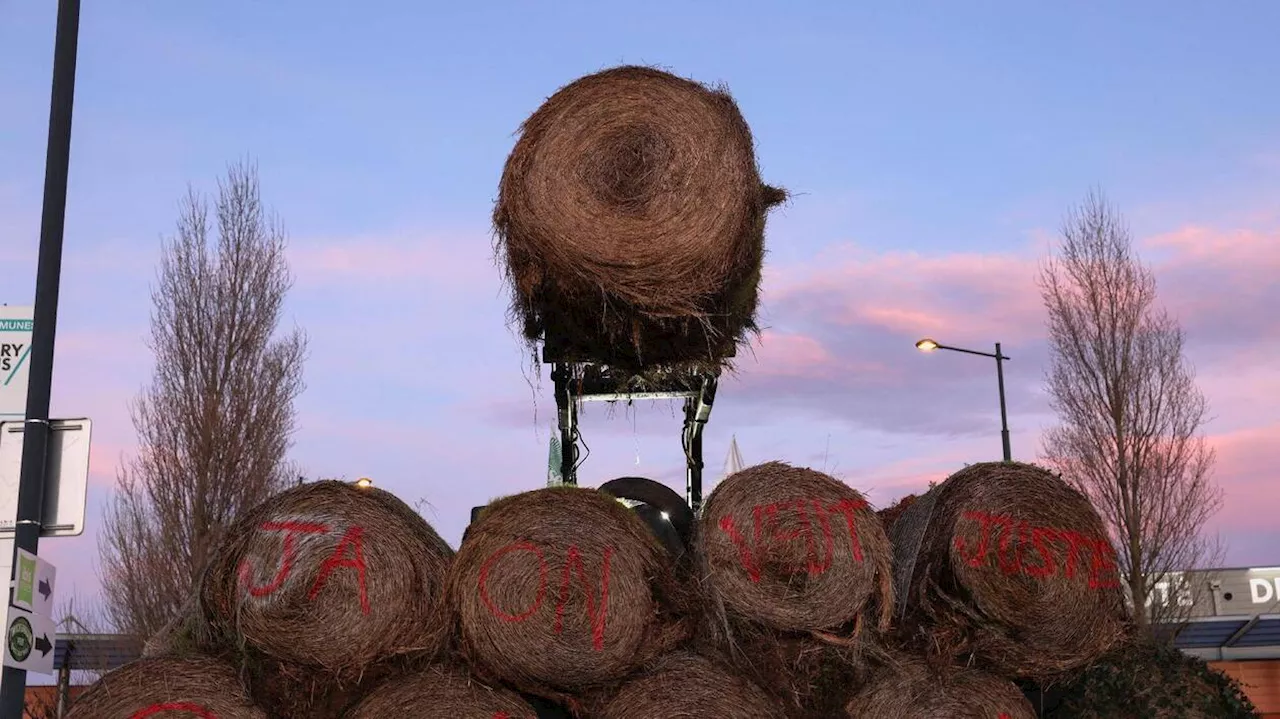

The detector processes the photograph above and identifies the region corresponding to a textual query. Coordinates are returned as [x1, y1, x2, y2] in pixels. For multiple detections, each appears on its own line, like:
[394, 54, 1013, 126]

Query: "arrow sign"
[11, 548, 56, 617]
[3, 604, 55, 674]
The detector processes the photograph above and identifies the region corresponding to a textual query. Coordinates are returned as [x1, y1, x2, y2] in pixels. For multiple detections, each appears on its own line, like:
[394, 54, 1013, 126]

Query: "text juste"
[953, 510, 1121, 589]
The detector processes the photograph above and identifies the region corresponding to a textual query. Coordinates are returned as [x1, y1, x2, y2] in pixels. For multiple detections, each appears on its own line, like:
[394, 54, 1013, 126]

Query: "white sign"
[1250, 577, 1280, 604]
[1146, 572, 1196, 609]
[0, 418, 92, 537]
[0, 307, 33, 420]
[11, 548, 55, 617]
[3, 604, 55, 675]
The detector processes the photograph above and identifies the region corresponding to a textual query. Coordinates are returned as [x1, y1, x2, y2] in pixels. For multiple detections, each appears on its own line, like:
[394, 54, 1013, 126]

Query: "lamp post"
[915, 338, 1012, 462]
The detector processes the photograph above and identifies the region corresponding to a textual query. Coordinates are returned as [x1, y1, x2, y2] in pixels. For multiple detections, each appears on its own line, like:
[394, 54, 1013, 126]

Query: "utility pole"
[0, 0, 81, 714]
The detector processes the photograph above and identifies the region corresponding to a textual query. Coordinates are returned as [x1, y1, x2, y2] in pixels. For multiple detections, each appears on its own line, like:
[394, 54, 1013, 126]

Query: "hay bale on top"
[494, 65, 786, 371]
[66, 657, 266, 719]
[598, 652, 786, 719]
[199, 480, 454, 674]
[699, 462, 893, 633]
[345, 664, 539, 719]
[696, 462, 893, 717]
[892, 461, 1127, 679]
[845, 656, 1036, 719]
[449, 486, 689, 699]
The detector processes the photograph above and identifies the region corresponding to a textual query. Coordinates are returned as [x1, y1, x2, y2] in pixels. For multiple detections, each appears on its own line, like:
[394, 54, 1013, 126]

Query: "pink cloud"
[751, 330, 839, 378]
[1143, 225, 1280, 339]
[764, 245, 1044, 345]
[1206, 423, 1280, 532]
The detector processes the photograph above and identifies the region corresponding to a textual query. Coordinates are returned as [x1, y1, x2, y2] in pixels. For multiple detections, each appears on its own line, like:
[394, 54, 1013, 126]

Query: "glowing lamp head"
[354, 477, 374, 489]
[915, 338, 939, 352]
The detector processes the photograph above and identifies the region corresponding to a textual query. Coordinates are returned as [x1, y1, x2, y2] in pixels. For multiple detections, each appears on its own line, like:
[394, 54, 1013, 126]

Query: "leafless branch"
[98, 161, 308, 640]
[1038, 190, 1223, 633]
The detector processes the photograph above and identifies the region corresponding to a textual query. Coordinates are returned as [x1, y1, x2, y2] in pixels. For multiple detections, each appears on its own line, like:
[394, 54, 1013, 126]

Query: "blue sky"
[2, 1, 1279, 609]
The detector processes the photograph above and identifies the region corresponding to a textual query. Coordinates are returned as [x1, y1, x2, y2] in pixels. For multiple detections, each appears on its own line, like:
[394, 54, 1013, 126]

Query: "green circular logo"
[7, 617, 33, 663]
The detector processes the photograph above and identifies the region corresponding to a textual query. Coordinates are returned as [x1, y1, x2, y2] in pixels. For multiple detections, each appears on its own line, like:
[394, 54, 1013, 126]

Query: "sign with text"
[2, 604, 54, 675]
[11, 548, 55, 617]
[0, 307, 34, 420]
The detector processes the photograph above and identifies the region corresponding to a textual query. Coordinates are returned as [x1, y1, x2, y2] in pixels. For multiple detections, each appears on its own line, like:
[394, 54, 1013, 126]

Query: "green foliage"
[1039, 639, 1259, 718]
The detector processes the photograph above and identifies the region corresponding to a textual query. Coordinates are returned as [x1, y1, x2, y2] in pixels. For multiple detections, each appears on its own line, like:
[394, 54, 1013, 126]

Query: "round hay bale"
[892, 461, 1128, 678]
[494, 65, 786, 370]
[845, 656, 1036, 719]
[66, 656, 266, 719]
[876, 493, 919, 531]
[345, 664, 539, 719]
[696, 462, 893, 717]
[198, 480, 454, 674]
[598, 652, 785, 719]
[699, 462, 893, 632]
[448, 486, 690, 698]
[141, 597, 211, 660]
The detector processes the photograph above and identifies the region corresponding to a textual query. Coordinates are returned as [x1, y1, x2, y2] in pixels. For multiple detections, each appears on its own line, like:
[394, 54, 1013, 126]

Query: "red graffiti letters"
[130, 703, 218, 719]
[479, 542, 548, 622]
[953, 510, 1121, 589]
[477, 541, 614, 651]
[554, 546, 613, 651]
[237, 520, 372, 613]
[308, 526, 370, 614]
[717, 497, 869, 582]
[238, 521, 328, 596]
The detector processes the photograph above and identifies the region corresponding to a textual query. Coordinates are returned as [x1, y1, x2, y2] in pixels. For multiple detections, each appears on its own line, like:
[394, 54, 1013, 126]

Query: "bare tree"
[99, 162, 307, 639]
[1039, 190, 1222, 631]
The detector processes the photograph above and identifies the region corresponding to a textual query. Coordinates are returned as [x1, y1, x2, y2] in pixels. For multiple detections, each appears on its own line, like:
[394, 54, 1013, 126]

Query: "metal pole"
[55, 659, 71, 717]
[552, 364, 577, 485]
[683, 398, 704, 515]
[995, 342, 1011, 462]
[0, 0, 80, 713]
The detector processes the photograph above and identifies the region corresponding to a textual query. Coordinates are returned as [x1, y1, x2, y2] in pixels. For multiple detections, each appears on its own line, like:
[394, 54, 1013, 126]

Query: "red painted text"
[237, 520, 371, 614]
[130, 702, 218, 719]
[953, 510, 1121, 589]
[477, 541, 614, 651]
[716, 497, 869, 582]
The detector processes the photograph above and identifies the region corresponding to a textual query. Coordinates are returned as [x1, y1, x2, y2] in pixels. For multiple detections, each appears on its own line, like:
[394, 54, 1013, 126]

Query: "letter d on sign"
[1250, 577, 1274, 604]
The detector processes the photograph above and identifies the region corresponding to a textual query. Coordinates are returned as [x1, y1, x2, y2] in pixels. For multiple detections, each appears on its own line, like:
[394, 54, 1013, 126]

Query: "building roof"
[1165, 615, 1280, 661]
[53, 634, 144, 671]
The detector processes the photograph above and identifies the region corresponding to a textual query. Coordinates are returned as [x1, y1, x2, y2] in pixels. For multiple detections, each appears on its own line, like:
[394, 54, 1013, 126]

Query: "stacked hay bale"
[446, 486, 692, 714]
[65, 657, 268, 719]
[597, 652, 785, 719]
[695, 462, 894, 718]
[494, 65, 785, 374]
[132, 480, 455, 718]
[845, 655, 1036, 719]
[345, 664, 541, 719]
[889, 461, 1129, 681]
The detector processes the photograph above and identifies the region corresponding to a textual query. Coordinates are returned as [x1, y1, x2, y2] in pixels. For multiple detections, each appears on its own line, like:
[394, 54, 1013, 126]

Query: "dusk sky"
[2, 1, 1278, 608]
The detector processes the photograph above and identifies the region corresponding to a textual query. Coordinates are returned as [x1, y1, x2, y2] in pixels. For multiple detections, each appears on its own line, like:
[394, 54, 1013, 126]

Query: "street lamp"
[915, 338, 1013, 462]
